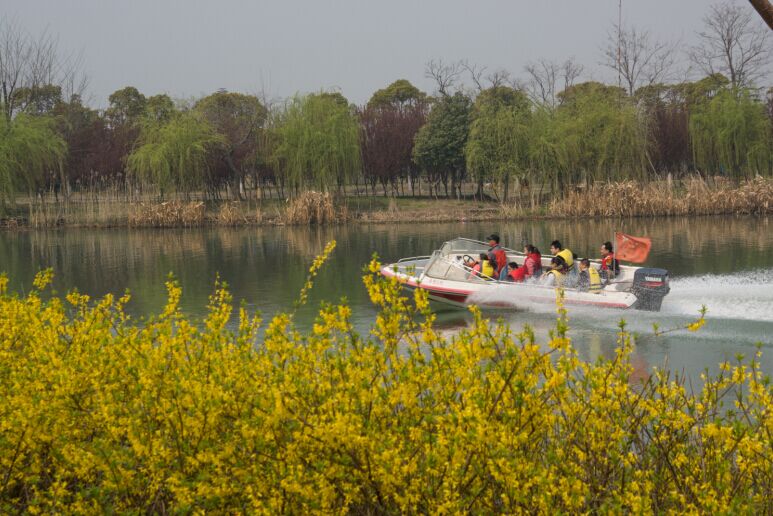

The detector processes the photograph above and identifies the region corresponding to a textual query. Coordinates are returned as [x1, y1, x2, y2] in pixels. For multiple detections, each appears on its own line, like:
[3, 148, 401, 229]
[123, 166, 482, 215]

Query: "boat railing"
[396, 255, 432, 263]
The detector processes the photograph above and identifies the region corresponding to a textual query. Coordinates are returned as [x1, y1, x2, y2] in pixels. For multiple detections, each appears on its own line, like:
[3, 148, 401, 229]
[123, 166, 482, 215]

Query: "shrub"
[0, 251, 770, 513]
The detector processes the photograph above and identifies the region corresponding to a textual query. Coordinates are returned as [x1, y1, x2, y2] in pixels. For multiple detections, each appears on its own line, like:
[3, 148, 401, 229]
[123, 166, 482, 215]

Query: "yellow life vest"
[557, 248, 574, 268]
[481, 260, 495, 279]
[547, 269, 564, 286]
[588, 266, 601, 292]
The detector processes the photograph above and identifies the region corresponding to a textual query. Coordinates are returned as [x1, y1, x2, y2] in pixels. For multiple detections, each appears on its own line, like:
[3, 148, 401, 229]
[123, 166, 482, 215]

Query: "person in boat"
[577, 258, 602, 293]
[550, 240, 574, 270]
[486, 233, 509, 280]
[523, 244, 542, 278]
[541, 256, 568, 286]
[506, 261, 526, 282]
[471, 253, 495, 279]
[600, 241, 620, 281]
[550, 240, 579, 286]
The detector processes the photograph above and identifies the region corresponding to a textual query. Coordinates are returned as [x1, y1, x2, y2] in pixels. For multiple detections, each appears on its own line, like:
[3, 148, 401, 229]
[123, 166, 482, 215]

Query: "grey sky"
[2, 0, 754, 107]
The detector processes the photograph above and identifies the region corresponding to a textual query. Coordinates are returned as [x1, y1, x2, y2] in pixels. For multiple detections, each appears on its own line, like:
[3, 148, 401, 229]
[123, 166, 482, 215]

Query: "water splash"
[662, 269, 773, 322]
[464, 270, 773, 324]
[465, 282, 558, 313]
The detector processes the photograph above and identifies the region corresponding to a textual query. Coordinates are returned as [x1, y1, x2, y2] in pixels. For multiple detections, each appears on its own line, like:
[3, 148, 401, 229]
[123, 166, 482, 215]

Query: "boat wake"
[661, 269, 773, 322]
[465, 269, 773, 323]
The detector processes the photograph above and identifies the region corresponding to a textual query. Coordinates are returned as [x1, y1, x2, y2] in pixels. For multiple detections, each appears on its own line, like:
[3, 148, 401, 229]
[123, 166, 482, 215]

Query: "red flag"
[615, 232, 652, 263]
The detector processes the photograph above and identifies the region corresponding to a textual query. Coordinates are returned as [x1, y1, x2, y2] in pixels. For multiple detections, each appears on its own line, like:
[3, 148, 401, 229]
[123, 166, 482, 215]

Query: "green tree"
[690, 87, 773, 178]
[367, 79, 428, 109]
[0, 114, 66, 210]
[273, 93, 360, 194]
[412, 92, 471, 198]
[195, 91, 266, 199]
[466, 86, 532, 201]
[127, 112, 224, 198]
[106, 87, 147, 126]
[145, 94, 176, 123]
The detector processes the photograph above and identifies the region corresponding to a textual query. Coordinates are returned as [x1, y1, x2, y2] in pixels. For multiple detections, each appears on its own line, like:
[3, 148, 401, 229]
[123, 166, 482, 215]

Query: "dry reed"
[216, 202, 250, 226]
[128, 201, 206, 227]
[284, 191, 341, 225]
[550, 177, 773, 217]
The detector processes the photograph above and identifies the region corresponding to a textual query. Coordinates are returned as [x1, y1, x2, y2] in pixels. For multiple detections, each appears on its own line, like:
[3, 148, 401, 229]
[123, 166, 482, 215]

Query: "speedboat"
[380, 238, 670, 311]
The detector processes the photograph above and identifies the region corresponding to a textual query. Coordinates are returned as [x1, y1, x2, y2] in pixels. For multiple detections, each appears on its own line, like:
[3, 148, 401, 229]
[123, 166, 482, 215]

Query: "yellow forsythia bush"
[0, 245, 771, 514]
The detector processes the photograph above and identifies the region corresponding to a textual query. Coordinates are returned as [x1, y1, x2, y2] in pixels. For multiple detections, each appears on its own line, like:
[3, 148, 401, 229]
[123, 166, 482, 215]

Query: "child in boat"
[507, 261, 526, 282]
[470, 253, 495, 279]
[577, 258, 602, 292]
[541, 256, 568, 286]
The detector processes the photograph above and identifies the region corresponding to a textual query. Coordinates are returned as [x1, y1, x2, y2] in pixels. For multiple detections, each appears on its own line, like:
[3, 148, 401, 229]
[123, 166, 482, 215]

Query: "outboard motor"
[631, 268, 670, 311]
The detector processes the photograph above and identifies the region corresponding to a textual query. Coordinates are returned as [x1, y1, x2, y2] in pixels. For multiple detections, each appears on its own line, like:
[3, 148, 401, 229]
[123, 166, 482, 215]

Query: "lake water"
[1, 216, 772, 382]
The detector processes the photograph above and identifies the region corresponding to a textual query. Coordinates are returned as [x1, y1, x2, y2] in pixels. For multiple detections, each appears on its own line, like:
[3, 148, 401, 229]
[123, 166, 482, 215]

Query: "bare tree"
[0, 17, 87, 120]
[460, 61, 513, 94]
[602, 24, 679, 96]
[689, 2, 772, 88]
[486, 69, 512, 89]
[524, 58, 584, 107]
[425, 58, 463, 97]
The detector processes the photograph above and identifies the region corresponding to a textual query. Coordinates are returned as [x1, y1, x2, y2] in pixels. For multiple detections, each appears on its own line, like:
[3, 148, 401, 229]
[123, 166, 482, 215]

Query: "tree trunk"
[749, 0, 773, 29]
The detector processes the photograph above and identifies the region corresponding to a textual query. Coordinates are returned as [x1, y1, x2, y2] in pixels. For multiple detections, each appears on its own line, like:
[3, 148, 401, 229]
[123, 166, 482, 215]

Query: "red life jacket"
[601, 252, 615, 270]
[509, 266, 527, 282]
[489, 246, 507, 275]
[525, 252, 542, 277]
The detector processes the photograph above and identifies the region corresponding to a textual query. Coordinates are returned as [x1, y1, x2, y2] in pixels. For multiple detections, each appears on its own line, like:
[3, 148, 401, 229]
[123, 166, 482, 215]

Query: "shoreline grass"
[1, 177, 771, 229]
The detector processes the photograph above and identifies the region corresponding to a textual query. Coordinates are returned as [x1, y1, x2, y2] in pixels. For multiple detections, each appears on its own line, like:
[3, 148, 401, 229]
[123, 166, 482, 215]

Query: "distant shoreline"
[2, 178, 771, 230]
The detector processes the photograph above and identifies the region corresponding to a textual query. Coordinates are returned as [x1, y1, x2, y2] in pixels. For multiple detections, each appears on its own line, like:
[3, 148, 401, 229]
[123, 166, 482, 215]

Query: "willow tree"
[552, 82, 648, 186]
[466, 86, 532, 201]
[690, 87, 773, 178]
[525, 106, 571, 203]
[0, 114, 66, 211]
[273, 93, 360, 195]
[127, 112, 224, 199]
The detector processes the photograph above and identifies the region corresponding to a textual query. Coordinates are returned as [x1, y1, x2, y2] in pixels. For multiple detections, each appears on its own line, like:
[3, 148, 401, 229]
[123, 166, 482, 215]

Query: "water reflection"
[0, 216, 771, 381]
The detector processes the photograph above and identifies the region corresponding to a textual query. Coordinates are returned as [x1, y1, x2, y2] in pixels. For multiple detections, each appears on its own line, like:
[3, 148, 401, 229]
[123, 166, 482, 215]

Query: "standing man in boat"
[486, 234, 508, 280]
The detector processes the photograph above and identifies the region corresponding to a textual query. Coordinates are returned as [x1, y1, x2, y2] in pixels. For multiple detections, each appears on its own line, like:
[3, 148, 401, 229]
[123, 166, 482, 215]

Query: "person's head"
[487, 233, 500, 245]
[579, 258, 590, 270]
[601, 241, 613, 256]
[550, 240, 562, 254]
[550, 256, 566, 270]
[524, 244, 536, 254]
[508, 261, 518, 270]
[479, 253, 488, 262]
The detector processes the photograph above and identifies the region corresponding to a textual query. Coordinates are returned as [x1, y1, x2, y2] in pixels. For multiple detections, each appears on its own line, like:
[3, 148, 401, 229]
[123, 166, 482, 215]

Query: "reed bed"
[127, 201, 206, 227]
[284, 191, 342, 225]
[216, 201, 250, 226]
[551, 177, 773, 217]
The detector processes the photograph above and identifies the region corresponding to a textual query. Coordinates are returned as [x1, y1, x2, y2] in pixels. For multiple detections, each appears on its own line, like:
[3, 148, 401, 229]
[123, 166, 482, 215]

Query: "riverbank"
[1, 177, 771, 229]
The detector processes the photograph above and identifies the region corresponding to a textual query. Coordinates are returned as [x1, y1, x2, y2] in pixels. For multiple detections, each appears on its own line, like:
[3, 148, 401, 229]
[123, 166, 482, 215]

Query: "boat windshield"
[438, 238, 490, 257]
[423, 247, 491, 283]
